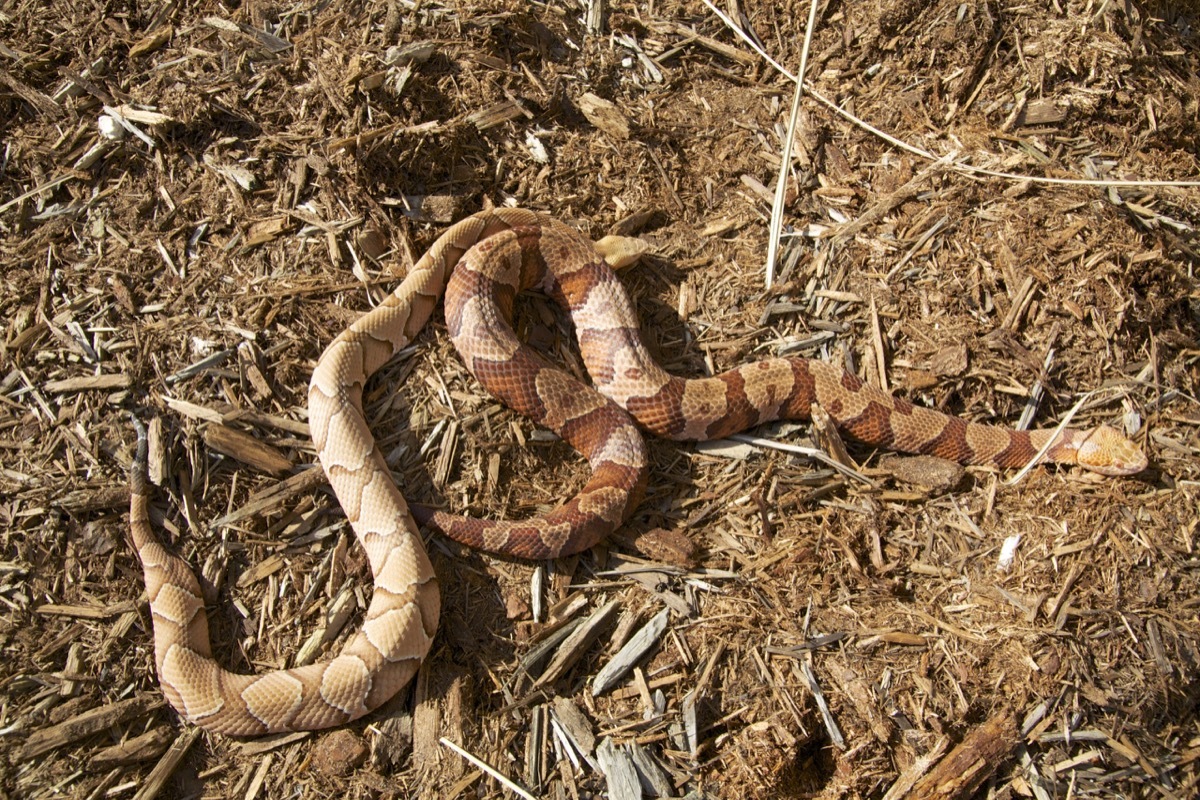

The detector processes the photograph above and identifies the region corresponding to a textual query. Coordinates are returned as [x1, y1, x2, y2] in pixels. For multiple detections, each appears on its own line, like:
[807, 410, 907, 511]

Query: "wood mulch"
[2, 1, 1198, 798]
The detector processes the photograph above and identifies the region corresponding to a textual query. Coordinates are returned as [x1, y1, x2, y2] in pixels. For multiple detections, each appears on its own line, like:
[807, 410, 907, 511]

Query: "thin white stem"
[765, 0, 821, 288]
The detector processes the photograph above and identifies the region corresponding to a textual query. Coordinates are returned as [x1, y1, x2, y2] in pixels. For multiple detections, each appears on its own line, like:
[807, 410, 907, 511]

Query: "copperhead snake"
[128, 208, 1146, 735]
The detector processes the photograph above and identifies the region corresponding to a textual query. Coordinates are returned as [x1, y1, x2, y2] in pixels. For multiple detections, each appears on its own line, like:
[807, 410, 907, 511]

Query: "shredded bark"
[2, 1, 1197, 798]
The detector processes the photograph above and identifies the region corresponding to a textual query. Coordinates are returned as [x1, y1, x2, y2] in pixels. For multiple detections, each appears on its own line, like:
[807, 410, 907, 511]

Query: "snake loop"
[129, 209, 1145, 734]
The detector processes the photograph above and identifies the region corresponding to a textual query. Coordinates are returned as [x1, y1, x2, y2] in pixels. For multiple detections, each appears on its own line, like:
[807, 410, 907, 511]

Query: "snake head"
[1076, 424, 1148, 476]
[593, 235, 648, 270]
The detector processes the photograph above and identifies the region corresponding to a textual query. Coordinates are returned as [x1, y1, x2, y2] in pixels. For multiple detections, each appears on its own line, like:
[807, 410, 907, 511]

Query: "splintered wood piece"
[413, 664, 466, 784]
[54, 485, 128, 513]
[607, 208, 657, 236]
[244, 215, 295, 247]
[0, 69, 63, 118]
[799, 660, 845, 750]
[237, 731, 309, 757]
[209, 466, 327, 528]
[880, 737, 949, 800]
[595, 738, 641, 799]
[433, 420, 459, 488]
[202, 15, 292, 53]
[682, 687, 699, 757]
[525, 704, 546, 787]
[234, 553, 286, 588]
[147, 416, 166, 486]
[17, 694, 165, 760]
[130, 728, 202, 800]
[162, 397, 225, 423]
[90, 727, 174, 768]
[610, 565, 691, 615]
[869, 295, 890, 392]
[810, 403, 858, 470]
[535, 600, 619, 687]
[628, 741, 674, 796]
[128, 26, 173, 58]
[42, 373, 132, 393]
[1015, 98, 1067, 126]
[517, 618, 585, 682]
[592, 607, 671, 696]
[905, 709, 1017, 799]
[61, 642, 81, 696]
[439, 737, 535, 800]
[35, 601, 136, 619]
[466, 100, 527, 130]
[203, 423, 294, 476]
[550, 697, 596, 760]
[659, 20, 759, 64]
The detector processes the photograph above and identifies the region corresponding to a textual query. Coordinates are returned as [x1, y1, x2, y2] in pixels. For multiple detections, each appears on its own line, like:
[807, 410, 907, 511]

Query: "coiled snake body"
[129, 208, 1146, 734]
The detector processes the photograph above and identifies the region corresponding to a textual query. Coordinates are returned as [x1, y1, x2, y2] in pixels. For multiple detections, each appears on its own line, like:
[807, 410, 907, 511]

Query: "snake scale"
[128, 208, 1146, 734]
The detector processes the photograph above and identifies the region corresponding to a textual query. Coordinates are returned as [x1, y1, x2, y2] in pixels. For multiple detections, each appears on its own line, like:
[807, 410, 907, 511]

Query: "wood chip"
[209, 466, 327, 528]
[810, 404, 858, 470]
[42, 373, 132, 393]
[244, 215, 295, 248]
[800, 660, 845, 750]
[35, 601, 136, 619]
[549, 697, 596, 759]
[0, 69, 63, 118]
[128, 26, 173, 58]
[466, 99, 527, 130]
[592, 607, 671, 696]
[595, 738, 642, 800]
[17, 694, 165, 760]
[90, 727, 174, 768]
[628, 741, 674, 797]
[905, 710, 1016, 799]
[202, 423, 294, 476]
[535, 600, 619, 687]
[130, 728, 202, 800]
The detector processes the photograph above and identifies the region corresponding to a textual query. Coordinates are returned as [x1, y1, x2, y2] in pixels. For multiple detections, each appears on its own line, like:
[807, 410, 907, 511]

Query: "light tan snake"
[128, 208, 1146, 734]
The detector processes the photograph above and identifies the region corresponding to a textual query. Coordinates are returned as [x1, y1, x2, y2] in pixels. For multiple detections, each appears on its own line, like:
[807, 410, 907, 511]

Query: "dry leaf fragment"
[578, 92, 630, 140]
[929, 343, 969, 377]
[877, 454, 965, 494]
[632, 528, 697, 567]
[905, 369, 939, 391]
[311, 730, 368, 777]
[385, 40, 437, 65]
[356, 226, 389, 261]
